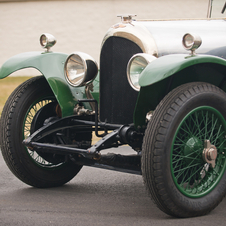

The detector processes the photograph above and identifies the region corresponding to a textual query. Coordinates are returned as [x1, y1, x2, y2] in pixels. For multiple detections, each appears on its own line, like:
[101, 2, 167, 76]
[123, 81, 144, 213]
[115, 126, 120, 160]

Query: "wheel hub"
[184, 137, 202, 165]
[202, 140, 217, 168]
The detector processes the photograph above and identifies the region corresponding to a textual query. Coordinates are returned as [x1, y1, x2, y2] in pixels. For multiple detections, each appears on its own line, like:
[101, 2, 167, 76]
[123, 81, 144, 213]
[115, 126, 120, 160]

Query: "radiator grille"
[100, 37, 143, 124]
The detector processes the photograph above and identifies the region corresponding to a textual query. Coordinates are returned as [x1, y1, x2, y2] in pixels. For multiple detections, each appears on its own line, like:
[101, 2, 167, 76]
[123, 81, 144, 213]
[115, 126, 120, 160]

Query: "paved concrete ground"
[1, 146, 226, 226]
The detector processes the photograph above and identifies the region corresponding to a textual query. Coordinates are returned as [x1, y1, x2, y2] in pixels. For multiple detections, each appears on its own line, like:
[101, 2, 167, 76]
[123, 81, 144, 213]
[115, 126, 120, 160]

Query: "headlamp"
[64, 52, 98, 87]
[127, 53, 156, 91]
[40, 33, 56, 52]
[182, 33, 202, 55]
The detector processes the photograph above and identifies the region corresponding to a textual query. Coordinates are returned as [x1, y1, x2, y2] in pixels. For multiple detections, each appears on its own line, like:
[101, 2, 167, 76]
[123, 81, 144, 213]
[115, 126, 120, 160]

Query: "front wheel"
[142, 82, 226, 217]
[0, 76, 82, 188]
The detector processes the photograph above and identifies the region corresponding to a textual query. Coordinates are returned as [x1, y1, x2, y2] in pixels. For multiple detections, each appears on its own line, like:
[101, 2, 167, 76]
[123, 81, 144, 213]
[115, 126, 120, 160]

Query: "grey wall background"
[0, 0, 208, 75]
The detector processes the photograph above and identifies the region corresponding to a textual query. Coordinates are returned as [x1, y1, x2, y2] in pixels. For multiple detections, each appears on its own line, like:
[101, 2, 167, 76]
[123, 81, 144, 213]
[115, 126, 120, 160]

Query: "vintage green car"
[1, 0, 226, 218]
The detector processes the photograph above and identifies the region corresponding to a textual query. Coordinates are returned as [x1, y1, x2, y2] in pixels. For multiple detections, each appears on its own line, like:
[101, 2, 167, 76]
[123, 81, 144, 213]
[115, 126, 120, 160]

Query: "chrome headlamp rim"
[64, 51, 98, 87]
[40, 33, 56, 52]
[127, 53, 156, 91]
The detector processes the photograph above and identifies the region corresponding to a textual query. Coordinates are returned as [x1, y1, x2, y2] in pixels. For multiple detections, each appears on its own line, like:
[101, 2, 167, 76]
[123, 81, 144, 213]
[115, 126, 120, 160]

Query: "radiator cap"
[117, 14, 137, 24]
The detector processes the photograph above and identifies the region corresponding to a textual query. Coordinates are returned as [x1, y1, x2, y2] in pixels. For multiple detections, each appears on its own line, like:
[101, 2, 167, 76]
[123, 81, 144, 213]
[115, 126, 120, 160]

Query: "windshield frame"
[208, 0, 226, 18]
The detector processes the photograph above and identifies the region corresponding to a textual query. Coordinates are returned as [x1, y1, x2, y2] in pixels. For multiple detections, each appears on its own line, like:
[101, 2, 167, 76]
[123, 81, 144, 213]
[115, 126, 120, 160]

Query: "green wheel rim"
[171, 106, 226, 198]
[23, 97, 62, 168]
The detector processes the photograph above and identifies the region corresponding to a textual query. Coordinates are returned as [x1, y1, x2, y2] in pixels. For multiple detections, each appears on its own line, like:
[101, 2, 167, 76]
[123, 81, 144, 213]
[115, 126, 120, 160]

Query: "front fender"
[139, 54, 226, 87]
[0, 52, 91, 117]
[134, 54, 226, 127]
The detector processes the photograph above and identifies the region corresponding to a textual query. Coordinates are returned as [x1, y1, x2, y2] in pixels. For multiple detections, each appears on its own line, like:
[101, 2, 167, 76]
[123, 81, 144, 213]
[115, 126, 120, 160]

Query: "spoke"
[173, 145, 202, 157]
[179, 167, 190, 184]
[185, 115, 195, 135]
[172, 149, 203, 164]
[33, 105, 38, 114]
[211, 130, 223, 143]
[213, 168, 220, 176]
[190, 112, 206, 140]
[175, 163, 197, 181]
[172, 154, 202, 176]
[217, 137, 226, 149]
[23, 98, 56, 167]
[209, 115, 218, 141]
[182, 120, 194, 138]
[181, 165, 203, 186]
[27, 113, 34, 121]
[172, 154, 199, 164]
[174, 162, 201, 174]
[178, 125, 193, 138]
[171, 107, 226, 197]
[191, 112, 202, 138]
[174, 136, 191, 147]
[212, 125, 222, 146]
[204, 110, 208, 141]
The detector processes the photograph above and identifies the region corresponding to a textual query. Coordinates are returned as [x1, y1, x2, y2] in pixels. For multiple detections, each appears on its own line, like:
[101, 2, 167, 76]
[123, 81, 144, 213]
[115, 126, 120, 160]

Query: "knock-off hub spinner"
[202, 140, 217, 168]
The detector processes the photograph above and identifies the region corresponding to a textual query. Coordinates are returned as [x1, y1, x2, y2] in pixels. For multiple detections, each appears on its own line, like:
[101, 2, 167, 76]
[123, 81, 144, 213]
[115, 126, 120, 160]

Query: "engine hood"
[102, 19, 226, 59]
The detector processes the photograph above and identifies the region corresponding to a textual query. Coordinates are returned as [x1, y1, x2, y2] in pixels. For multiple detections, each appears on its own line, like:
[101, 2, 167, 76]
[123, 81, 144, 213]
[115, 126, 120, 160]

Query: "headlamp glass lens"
[40, 35, 47, 47]
[183, 34, 194, 49]
[66, 54, 85, 86]
[129, 56, 148, 91]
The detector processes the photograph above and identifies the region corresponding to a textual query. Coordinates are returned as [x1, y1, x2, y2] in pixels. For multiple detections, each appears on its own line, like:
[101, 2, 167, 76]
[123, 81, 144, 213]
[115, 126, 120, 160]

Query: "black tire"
[0, 76, 82, 188]
[142, 82, 226, 217]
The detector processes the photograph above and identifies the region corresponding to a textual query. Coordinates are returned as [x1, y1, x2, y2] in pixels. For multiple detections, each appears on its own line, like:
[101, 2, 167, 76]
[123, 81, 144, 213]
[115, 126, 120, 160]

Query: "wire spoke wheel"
[142, 82, 226, 217]
[171, 106, 226, 198]
[0, 76, 82, 188]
